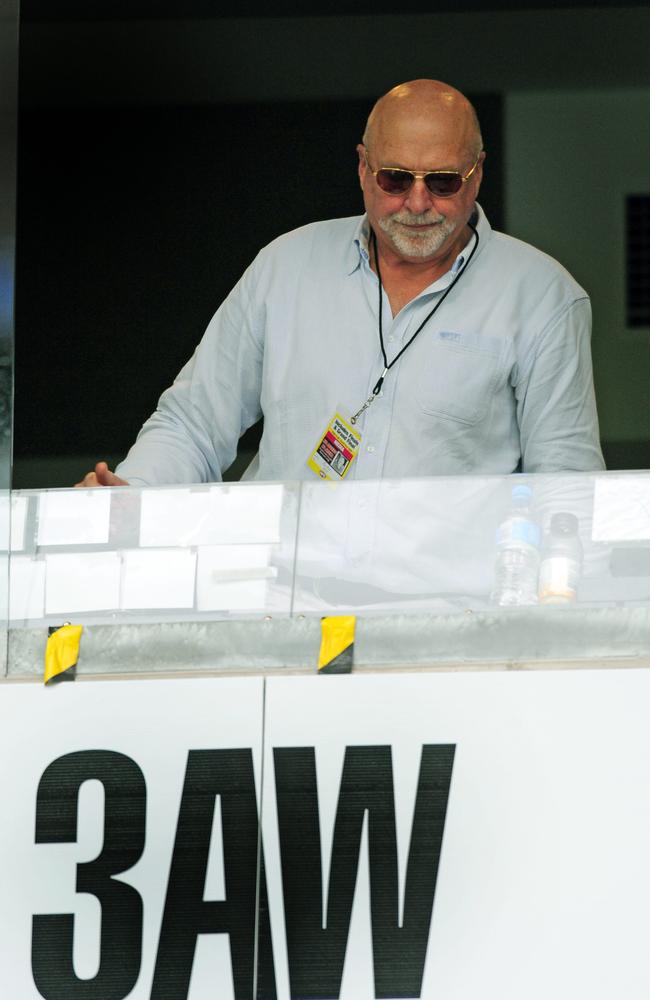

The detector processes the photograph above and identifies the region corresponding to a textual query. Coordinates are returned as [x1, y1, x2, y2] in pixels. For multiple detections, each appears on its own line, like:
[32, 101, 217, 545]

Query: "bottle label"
[538, 557, 579, 603]
[496, 515, 541, 549]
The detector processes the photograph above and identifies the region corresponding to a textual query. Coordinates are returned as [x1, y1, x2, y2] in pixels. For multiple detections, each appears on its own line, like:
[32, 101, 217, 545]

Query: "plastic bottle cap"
[511, 484, 533, 502]
[550, 511, 579, 535]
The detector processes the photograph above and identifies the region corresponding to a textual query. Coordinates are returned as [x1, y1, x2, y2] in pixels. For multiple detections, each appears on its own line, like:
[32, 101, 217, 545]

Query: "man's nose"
[404, 178, 435, 214]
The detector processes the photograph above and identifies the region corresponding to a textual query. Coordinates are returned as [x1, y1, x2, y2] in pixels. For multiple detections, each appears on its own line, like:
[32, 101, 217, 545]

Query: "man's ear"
[356, 143, 367, 190]
[472, 149, 486, 197]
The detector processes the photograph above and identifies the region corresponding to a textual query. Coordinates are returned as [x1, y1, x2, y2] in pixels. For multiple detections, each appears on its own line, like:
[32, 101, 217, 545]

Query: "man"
[77, 79, 604, 488]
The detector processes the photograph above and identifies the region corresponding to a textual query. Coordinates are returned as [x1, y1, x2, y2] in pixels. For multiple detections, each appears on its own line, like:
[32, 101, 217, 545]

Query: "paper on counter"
[196, 545, 276, 611]
[45, 552, 121, 615]
[139, 485, 284, 547]
[121, 548, 196, 609]
[11, 496, 29, 551]
[207, 485, 284, 544]
[592, 476, 650, 541]
[0, 495, 29, 552]
[9, 556, 46, 621]
[37, 490, 111, 546]
[139, 490, 211, 548]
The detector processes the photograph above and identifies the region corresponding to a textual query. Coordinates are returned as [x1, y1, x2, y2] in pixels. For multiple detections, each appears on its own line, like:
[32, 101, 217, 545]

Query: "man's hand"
[75, 461, 129, 488]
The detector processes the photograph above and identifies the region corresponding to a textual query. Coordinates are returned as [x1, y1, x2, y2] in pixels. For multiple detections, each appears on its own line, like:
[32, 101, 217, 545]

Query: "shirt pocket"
[415, 330, 507, 425]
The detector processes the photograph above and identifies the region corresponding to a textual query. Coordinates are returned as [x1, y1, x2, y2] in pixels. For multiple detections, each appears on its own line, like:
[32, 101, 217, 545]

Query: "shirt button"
[366, 445, 375, 453]
[388, 335, 395, 343]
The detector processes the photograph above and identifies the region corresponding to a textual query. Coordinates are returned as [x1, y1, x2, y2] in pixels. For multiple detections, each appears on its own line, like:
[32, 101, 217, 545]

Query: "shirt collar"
[348, 216, 371, 275]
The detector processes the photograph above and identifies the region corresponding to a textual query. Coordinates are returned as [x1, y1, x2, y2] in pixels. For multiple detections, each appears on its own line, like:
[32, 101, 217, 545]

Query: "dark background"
[13, 1, 650, 484]
[15, 98, 502, 478]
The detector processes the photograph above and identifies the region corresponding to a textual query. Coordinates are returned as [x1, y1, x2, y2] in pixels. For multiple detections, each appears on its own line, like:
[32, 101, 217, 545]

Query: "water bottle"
[538, 511, 583, 605]
[491, 484, 541, 606]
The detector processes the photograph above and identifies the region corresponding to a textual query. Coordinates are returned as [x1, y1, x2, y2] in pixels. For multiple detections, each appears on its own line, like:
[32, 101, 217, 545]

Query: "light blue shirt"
[117, 206, 604, 485]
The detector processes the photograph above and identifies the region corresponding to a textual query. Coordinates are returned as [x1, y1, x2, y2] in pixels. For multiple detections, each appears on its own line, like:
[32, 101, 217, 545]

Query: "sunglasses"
[364, 149, 481, 198]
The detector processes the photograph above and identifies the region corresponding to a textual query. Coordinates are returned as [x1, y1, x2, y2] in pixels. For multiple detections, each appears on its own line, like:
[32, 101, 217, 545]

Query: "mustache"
[386, 210, 446, 225]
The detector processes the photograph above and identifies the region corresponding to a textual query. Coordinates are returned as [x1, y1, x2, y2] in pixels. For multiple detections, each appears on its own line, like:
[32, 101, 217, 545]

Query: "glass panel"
[293, 472, 650, 661]
[6, 473, 650, 676]
[0, 0, 19, 675]
[9, 481, 299, 628]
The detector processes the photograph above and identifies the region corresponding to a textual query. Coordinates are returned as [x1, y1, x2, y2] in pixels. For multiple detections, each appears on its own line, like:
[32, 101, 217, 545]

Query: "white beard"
[378, 211, 459, 259]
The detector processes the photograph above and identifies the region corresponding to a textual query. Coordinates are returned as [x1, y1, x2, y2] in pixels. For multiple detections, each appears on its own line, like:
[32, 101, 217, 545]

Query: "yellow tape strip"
[44, 625, 83, 685]
[318, 615, 355, 673]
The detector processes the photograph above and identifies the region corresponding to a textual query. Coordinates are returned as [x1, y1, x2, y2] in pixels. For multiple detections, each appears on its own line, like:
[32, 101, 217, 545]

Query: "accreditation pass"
[307, 412, 361, 480]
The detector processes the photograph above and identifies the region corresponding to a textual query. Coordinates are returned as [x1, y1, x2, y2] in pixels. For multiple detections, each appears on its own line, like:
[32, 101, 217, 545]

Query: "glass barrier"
[7, 473, 650, 643]
[0, 0, 19, 675]
[9, 482, 300, 626]
[293, 472, 650, 614]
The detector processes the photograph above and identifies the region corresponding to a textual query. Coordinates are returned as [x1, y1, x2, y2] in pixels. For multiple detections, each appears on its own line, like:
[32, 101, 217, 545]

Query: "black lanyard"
[350, 221, 480, 425]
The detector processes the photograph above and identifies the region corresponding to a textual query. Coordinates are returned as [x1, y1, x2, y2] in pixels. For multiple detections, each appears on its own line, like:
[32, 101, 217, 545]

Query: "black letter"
[151, 749, 276, 1000]
[274, 744, 455, 999]
[32, 750, 146, 1000]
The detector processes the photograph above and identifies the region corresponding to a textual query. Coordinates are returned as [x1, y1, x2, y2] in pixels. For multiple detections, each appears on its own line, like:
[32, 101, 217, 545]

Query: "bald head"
[363, 79, 483, 162]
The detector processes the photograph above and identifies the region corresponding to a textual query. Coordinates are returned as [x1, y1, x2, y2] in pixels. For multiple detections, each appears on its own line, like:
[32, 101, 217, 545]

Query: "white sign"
[2, 669, 650, 999]
[0, 676, 264, 1000]
[262, 671, 650, 999]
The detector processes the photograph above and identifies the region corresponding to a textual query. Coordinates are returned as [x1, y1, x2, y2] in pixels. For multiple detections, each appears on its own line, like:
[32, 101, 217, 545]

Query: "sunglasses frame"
[364, 149, 482, 198]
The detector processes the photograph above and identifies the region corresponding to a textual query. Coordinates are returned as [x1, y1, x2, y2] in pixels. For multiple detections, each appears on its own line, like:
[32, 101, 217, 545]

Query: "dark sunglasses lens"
[425, 173, 463, 197]
[375, 169, 414, 195]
